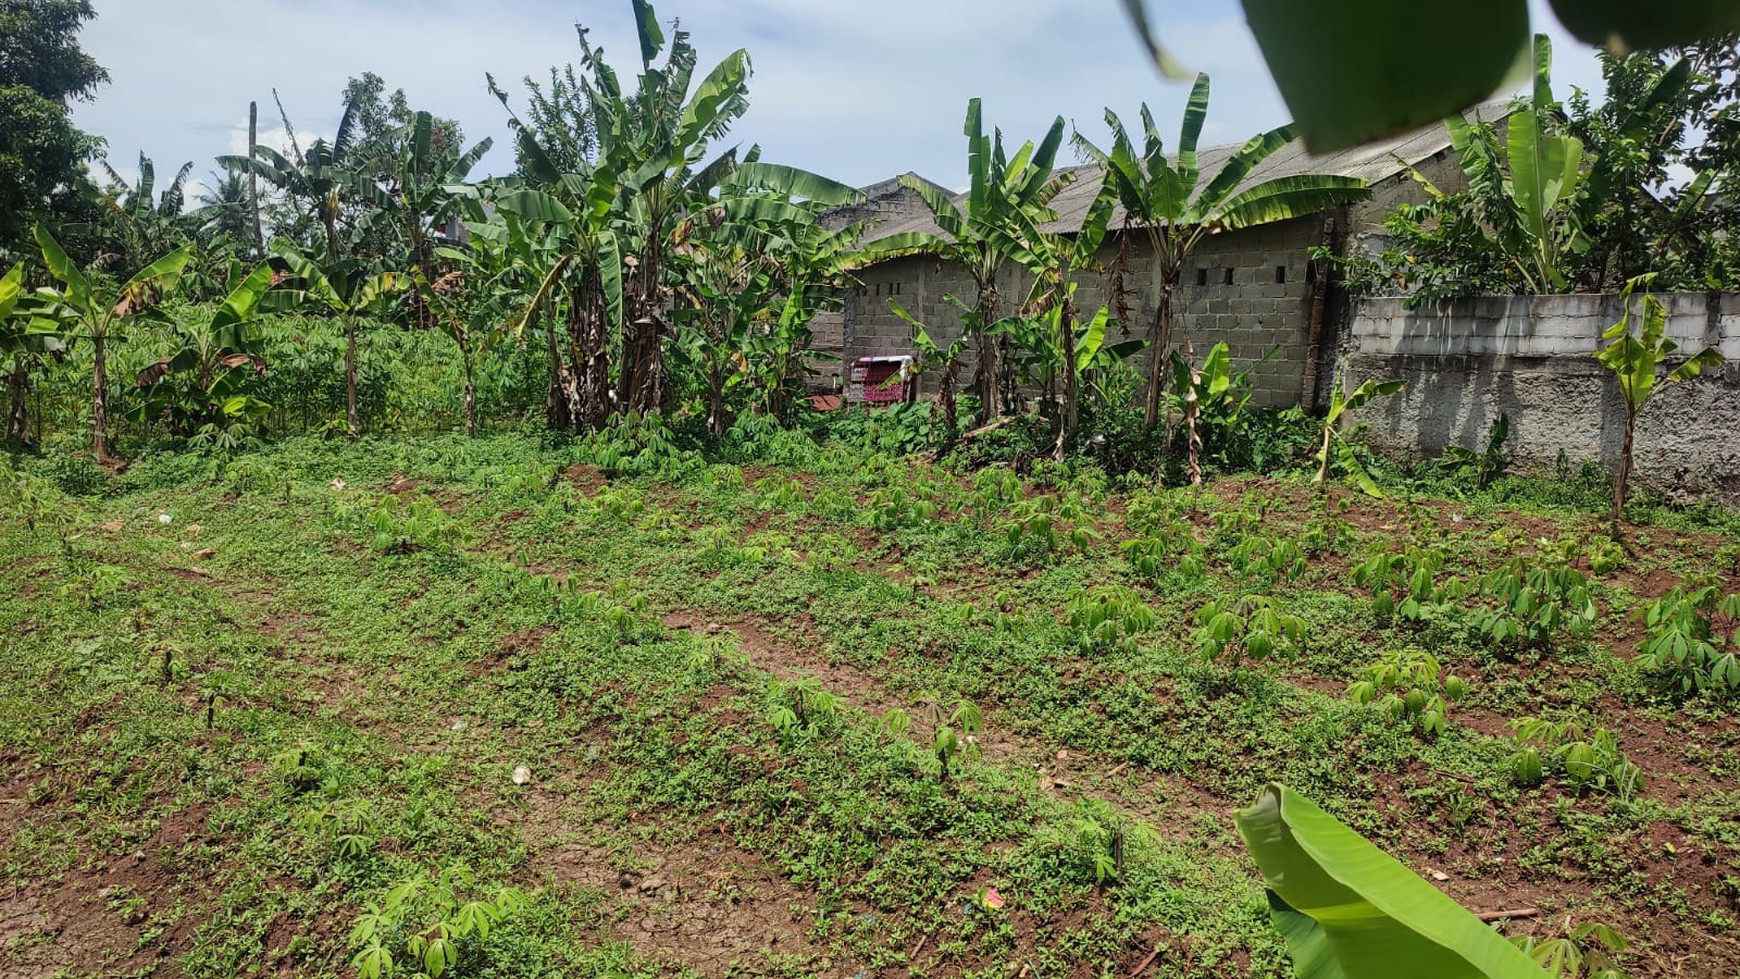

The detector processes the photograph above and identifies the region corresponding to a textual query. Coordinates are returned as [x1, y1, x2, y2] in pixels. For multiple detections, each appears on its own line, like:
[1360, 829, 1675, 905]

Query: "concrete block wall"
[1345, 293, 1740, 502]
[843, 215, 1328, 408]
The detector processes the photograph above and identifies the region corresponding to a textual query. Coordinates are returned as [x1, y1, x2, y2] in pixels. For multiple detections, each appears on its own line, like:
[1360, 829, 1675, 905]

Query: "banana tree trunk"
[971, 284, 1002, 425]
[1057, 299, 1079, 462]
[619, 245, 669, 418]
[578, 283, 609, 432]
[91, 334, 112, 462]
[707, 360, 728, 436]
[6, 363, 32, 447]
[546, 313, 571, 431]
[1614, 413, 1635, 525]
[462, 357, 476, 437]
[344, 314, 360, 440]
[937, 358, 962, 444]
[1144, 277, 1178, 429]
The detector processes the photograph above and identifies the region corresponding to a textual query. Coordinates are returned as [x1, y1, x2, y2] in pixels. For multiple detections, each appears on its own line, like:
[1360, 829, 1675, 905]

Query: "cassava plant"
[1347, 648, 1469, 737]
[1509, 717, 1642, 800]
[349, 864, 528, 979]
[1196, 594, 1306, 669]
[1636, 584, 1740, 696]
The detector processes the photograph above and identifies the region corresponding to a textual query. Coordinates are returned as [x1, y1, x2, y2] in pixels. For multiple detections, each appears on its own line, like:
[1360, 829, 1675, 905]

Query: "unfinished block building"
[816, 120, 1471, 411]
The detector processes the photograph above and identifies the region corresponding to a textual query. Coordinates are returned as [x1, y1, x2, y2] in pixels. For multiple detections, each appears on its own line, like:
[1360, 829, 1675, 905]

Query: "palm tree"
[195, 169, 256, 246]
[88, 154, 200, 277]
[219, 93, 385, 257]
[870, 101, 1072, 425]
[1074, 74, 1370, 428]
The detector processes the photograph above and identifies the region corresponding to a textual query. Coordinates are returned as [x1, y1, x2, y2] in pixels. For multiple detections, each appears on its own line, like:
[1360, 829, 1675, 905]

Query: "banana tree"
[32, 227, 190, 462]
[996, 166, 1123, 457]
[890, 298, 974, 442]
[667, 212, 781, 435]
[1463, 35, 1589, 293]
[130, 265, 276, 438]
[461, 192, 601, 431]
[381, 111, 493, 278]
[746, 221, 864, 422]
[1314, 370, 1404, 497]
[872, 101, 1071, 426]
[668, 162, 863, 432]
[272, 242, 405, 439]
[1169, 341, 1261, 485]
[1236, 783, 1552, 979]
[584, 0, 753, 416]
[1074, 74, 1370, 429]
[485, 176, 626, 433]
[1596, 284, 1723, 526]
[1, 263, 66, 447]
[414, 255, 515, 437]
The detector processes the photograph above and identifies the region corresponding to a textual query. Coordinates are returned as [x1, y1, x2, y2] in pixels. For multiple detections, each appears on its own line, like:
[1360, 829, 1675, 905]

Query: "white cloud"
[71, 0, 1609, 196]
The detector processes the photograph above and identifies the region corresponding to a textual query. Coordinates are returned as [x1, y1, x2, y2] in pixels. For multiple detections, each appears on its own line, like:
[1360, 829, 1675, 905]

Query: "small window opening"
[1275, 265, 1287, 284]
[1222, 268, 1234, 286]
[1195, 267, 1208, 287]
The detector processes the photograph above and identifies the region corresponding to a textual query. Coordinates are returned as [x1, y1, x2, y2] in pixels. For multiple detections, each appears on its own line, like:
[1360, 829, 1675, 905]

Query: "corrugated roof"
[852, 105, 1508, 246]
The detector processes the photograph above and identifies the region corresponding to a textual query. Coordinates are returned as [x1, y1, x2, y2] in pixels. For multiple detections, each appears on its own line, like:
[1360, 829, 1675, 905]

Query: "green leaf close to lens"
[1234, 783, 1551, 979]
[1548, 0, 1740, 51]
[1118, 0, 1193, 79]
[1240, 0, 1530, 152]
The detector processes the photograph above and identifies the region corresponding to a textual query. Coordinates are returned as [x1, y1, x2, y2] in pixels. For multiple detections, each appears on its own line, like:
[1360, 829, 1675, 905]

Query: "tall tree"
[0, 0, 108, 250]
[1074, 74, 1369, 428]
[1565, 50, 1696, 291]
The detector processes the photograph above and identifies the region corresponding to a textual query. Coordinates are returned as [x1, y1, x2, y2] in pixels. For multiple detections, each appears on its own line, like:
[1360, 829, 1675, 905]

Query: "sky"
[71, 0, 1608, 201]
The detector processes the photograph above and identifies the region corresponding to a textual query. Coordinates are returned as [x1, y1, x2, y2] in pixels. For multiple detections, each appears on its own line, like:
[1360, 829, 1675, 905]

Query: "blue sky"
[72, 0, 1607, 198]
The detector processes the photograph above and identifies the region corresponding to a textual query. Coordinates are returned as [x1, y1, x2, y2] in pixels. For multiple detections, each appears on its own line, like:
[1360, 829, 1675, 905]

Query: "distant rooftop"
[848, 104, 1510, 245]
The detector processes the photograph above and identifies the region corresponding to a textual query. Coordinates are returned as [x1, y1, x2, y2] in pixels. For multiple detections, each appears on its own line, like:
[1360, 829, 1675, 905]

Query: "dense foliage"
[1340, 34, 1740, 304]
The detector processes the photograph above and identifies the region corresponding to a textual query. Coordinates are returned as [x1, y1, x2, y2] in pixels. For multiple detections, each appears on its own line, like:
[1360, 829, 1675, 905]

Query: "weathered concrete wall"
[1345, 293, 1740, 501]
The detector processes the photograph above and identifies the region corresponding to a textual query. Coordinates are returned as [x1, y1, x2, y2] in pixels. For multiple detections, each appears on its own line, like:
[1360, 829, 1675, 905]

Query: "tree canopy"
[0, 0, 108, 250]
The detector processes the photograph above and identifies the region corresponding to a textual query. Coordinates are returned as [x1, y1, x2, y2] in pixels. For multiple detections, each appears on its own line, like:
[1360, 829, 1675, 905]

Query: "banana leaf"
[1235, 784, 1549, 979]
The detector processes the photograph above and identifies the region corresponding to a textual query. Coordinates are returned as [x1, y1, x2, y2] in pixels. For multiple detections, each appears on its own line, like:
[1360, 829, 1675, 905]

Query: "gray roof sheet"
[852, 105, 1507, 245]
